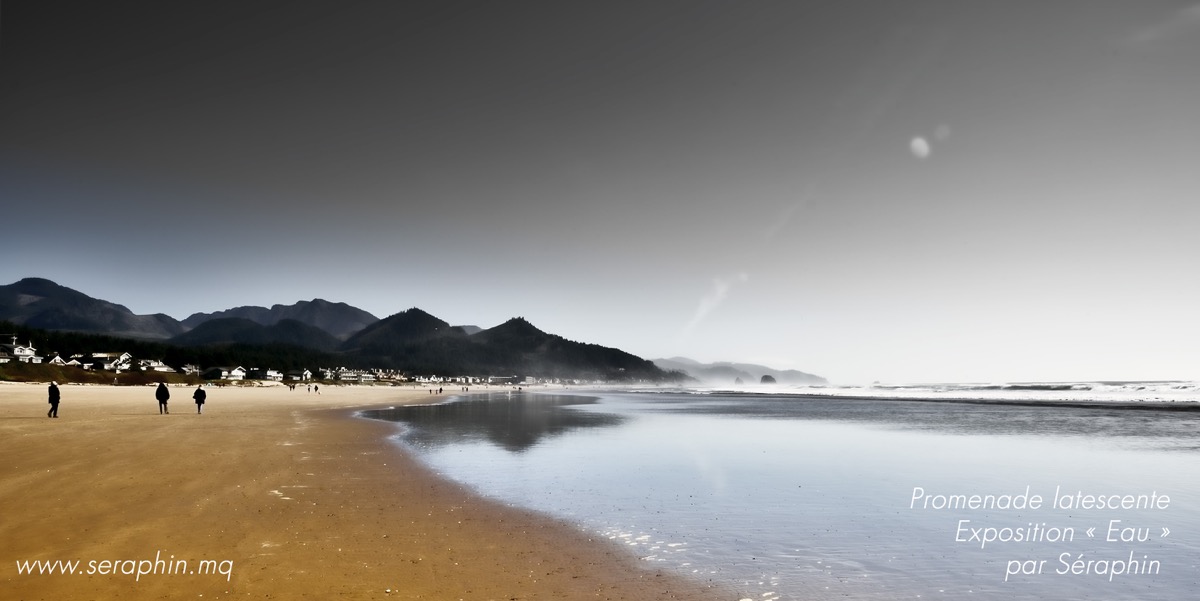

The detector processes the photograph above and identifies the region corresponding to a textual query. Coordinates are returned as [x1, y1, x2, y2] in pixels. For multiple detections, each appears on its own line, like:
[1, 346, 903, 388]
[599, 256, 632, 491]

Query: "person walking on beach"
[47, 381, 60, 418]
[156, 382, 170, 414]
[193, 385, 206, 414]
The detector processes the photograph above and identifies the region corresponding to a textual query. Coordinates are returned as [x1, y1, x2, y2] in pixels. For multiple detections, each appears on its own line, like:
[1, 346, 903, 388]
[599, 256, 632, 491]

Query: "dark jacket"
[155, 383, 170, 402]
[48, 384, 60, 404]
[193, 388, 206, 404]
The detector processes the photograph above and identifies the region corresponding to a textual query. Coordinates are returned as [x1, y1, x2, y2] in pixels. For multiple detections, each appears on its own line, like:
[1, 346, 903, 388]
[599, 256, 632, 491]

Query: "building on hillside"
[138, 359, 176, 373]
[370, 369, 407, 383]
[53, 355, 84, 368]
[247, 367, 284, 381]
[285, 369, 313, 381]
[334, 368, 375, 383]
[202, 366, 247, 381]
[0, 336, 44, 364]
[71, 352, 133, 371]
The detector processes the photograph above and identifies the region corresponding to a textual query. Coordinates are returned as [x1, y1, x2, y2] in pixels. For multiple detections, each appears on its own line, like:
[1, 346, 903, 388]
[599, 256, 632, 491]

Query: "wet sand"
[0, 382, 731, 600]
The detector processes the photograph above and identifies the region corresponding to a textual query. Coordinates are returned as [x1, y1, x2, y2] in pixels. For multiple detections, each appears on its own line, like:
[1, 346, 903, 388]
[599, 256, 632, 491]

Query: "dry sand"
[0, 382, 732, 600]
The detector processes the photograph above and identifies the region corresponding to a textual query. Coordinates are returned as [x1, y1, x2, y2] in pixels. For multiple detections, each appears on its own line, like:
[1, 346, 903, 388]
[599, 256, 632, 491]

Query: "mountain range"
[182, 300, 378, 340]
[0, 277, 186, 340]
[0, 278, 688, 381]
[0, 278, 376, 342]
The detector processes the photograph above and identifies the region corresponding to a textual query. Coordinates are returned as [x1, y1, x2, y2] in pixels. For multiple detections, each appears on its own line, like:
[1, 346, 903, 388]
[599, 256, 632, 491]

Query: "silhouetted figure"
[193, 385, 206, 414]
[314, 384, 320, 394]
[156, 382, 170, 414]
[48, 381, 60, 418]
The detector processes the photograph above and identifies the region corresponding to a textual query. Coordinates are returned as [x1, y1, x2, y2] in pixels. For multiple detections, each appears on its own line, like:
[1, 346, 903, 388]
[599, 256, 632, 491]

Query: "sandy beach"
[0, 382, 731, 600]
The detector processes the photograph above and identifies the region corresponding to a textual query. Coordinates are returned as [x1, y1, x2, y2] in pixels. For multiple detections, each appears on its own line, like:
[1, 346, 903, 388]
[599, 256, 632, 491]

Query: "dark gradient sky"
[4, 1, 1199, 383]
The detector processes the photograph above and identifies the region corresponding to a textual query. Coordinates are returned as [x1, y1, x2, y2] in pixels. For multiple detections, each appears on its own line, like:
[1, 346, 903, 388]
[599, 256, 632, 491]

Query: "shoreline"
[775, 393, 1200, 412]
[614, 386, 1200, 411]
[0, 383, 732, 600]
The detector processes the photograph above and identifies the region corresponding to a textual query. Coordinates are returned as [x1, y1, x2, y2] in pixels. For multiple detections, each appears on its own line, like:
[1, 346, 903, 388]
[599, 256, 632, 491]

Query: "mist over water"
[366, 392, 1200, 601]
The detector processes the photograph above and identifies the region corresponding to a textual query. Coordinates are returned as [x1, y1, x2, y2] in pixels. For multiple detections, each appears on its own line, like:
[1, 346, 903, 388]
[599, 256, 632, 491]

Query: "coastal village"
[0, 335, 535, 386]
[0, 278, 675, 386]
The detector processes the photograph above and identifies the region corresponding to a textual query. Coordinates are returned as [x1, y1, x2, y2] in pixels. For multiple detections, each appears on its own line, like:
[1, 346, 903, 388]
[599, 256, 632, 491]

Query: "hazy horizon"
[5, 2, 1199, 385]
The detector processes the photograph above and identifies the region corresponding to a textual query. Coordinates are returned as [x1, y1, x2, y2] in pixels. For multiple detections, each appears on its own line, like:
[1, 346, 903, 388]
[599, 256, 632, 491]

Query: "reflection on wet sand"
[363, 393, 623, 452]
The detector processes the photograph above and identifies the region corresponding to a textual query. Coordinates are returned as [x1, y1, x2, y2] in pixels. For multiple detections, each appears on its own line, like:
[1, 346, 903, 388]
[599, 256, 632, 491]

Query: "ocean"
[363, 387, 1200, 601]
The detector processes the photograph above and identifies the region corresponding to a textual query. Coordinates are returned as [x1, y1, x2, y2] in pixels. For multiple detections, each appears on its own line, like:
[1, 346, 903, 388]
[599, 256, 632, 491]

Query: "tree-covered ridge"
[171, 318, 342, 352]
[181, 299, 379, 340]
[0, 320, 348, 374]
[0, 277, 184, 339]
[0, 318, 683, 384]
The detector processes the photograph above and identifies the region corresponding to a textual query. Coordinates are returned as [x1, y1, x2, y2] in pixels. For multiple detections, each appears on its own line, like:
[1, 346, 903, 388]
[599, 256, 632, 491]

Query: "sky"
[3, 1, 1200, 385]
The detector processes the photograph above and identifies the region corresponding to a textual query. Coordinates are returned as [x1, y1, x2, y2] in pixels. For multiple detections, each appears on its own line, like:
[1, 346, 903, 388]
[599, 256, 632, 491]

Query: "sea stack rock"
[734, 377, 744, 385]
[760, 375, 776, 384]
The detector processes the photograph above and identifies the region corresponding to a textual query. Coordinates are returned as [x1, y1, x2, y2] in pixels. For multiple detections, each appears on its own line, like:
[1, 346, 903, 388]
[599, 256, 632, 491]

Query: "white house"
[247, 367, 284, 381]
[285, 369, 313, 381]
[202, 366, 247, 381]
[1, 337, 44, 364]
[334, 368, 375, 383]
[72, 352, 133, 371]
[138, 359, 176, 373]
